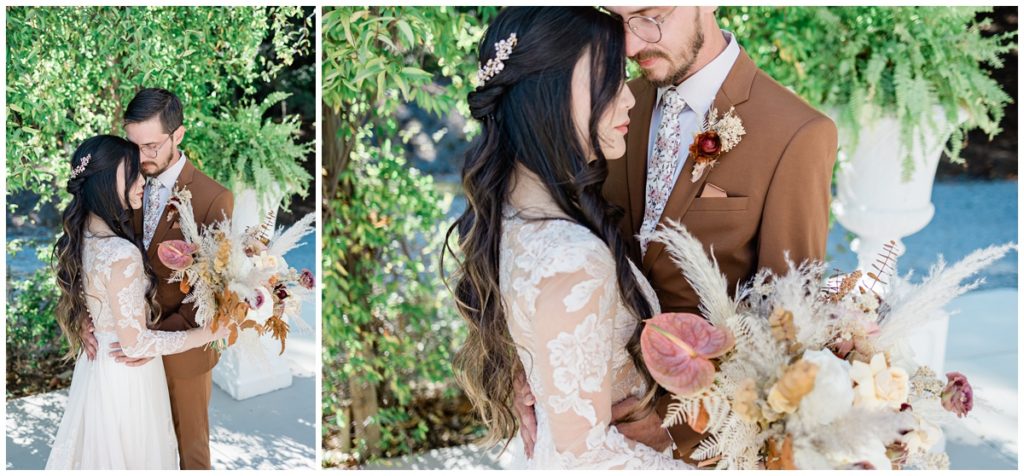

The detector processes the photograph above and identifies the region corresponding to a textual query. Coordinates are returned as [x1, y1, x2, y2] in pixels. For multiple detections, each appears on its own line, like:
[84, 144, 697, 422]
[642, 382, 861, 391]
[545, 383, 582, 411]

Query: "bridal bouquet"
[641, 221, 1015, 470]
[156, 188, 315, 354]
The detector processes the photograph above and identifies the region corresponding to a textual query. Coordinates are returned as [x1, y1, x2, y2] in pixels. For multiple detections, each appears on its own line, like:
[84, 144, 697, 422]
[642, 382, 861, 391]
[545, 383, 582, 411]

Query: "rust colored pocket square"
[700, 183, 728, 198]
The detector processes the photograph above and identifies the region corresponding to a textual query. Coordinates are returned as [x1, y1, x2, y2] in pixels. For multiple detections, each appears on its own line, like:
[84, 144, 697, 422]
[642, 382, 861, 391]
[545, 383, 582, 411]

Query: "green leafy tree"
[6, 6, 313, 216]
[320, 6, 496, 465]
[5, 269, 63, 399]
[719, 6, 1016, 178]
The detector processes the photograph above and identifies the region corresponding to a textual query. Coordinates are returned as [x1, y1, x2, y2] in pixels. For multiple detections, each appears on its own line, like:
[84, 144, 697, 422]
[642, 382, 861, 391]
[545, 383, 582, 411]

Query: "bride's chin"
[603, 145, 626, 160]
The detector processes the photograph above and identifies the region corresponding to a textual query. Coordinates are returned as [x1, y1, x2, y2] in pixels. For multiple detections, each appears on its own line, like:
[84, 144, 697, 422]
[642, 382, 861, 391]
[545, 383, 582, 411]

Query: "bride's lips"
[615, 120, 630, 135]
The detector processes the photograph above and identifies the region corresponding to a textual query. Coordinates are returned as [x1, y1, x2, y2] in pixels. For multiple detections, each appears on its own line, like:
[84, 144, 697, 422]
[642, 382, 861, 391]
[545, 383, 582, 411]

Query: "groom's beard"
[142, 144, 178, 178]
[636, 19, 704, 88]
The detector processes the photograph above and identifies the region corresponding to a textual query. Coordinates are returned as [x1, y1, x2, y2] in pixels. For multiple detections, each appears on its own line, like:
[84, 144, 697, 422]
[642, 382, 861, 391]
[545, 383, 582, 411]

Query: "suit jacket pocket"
[689, 196, 749, 212]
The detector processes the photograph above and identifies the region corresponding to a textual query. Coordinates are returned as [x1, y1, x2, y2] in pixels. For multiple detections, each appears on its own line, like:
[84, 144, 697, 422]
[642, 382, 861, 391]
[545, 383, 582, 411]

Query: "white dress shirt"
[647, 31, 740, 185]
[144, 151, 188, 217]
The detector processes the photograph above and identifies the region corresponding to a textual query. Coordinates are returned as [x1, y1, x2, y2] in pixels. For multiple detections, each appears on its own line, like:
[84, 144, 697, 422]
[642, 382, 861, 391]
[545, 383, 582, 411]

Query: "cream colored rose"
[262, 254, 280, 269]
[850, 353, 909, 410]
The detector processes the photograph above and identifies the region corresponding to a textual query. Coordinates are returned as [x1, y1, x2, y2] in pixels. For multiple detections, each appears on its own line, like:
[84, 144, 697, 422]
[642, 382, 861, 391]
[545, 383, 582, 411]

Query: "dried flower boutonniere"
[688, 107, 745, 183]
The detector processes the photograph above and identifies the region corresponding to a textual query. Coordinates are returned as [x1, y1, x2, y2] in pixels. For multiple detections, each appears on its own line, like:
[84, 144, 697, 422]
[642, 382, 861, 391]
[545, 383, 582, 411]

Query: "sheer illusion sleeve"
[526, 249, 692, 469]
[106, 247, 215, 358]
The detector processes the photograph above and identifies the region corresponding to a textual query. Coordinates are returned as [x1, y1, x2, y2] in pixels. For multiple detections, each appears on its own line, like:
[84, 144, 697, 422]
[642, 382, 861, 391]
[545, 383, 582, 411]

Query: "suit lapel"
[641, 49, 758, 273]
[146, 160, 197, 260]
[626, 79, 657, 240]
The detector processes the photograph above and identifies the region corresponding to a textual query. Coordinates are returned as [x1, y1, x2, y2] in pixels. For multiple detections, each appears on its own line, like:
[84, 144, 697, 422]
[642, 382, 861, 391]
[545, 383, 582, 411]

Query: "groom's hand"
[108, 343, 154, 367]
[79, 319, 98, 361]
[612, 396, 673, 452]
[512, 369, 537, 459]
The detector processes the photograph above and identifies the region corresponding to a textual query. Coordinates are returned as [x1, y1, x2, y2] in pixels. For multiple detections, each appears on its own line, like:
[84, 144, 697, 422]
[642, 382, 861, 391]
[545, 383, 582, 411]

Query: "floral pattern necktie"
[143, 178, 163, 249]
[639, 88, 687, 257]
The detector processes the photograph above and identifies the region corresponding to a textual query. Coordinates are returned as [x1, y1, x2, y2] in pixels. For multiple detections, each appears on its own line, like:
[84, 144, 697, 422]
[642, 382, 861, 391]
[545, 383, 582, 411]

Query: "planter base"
[213, 331, 293, 400]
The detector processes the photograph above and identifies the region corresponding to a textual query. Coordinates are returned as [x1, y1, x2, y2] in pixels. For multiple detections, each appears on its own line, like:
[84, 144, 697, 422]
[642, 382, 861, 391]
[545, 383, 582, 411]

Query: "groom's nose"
[623, 28, 646, 59]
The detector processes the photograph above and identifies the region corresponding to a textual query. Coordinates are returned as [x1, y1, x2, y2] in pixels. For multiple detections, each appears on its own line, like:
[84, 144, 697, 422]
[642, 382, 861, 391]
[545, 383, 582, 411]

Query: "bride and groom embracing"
[446, 6, 837, 468]
[46, 88, 234, 469]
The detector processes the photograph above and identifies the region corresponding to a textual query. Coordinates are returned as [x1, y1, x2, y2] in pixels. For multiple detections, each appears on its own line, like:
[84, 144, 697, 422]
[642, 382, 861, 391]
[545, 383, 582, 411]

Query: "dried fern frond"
[645, 220, 736, 328]
[877, 242, 1016, 348]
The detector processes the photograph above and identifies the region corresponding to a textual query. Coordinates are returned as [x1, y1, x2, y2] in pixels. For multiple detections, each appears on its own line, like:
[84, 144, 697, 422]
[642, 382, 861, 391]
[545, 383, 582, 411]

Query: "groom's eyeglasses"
[625, 6, 677, 44]
[139, 133, 173, 158]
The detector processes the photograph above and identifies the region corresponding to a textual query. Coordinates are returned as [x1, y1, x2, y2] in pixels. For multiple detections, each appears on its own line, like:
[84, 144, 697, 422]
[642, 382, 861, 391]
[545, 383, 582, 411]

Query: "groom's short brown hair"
[124, 87, 183, 133]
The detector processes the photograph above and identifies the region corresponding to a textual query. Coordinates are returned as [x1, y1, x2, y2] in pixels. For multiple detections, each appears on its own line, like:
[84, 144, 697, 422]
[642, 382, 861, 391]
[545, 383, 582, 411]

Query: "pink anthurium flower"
[157, 240, 198, 271]
[641, 313, 735, 397]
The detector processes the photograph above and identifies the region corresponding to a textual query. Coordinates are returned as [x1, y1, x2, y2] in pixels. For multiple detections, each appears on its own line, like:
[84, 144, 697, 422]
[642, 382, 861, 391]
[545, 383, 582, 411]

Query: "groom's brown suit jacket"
[603, 49, 837, 461]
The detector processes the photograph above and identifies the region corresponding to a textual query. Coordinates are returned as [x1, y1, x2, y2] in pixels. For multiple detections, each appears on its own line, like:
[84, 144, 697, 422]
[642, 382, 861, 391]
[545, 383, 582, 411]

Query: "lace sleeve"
[528, 250, 692, 469]
[106, 247, 214, 358]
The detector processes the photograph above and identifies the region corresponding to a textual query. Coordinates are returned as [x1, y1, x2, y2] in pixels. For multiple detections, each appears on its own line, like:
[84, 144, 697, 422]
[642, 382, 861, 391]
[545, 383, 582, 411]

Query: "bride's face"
[116, 160, 146, 210]
[571, 49, 635, 161]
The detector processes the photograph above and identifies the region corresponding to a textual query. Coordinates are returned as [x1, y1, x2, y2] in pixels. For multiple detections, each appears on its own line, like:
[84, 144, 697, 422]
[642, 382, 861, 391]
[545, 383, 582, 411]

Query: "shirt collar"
[155, 151, 187, 190]
[655, 30, 740, 116]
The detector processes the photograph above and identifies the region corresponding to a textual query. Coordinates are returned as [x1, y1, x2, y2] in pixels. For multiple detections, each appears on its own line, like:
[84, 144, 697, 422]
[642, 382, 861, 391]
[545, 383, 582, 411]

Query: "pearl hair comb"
[70, 154, 91, 179]
[476, 32, 518, 87]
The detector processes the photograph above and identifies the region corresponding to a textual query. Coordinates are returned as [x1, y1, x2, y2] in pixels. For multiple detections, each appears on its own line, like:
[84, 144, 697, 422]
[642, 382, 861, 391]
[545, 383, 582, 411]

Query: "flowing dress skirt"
[45, 331, 178, 469]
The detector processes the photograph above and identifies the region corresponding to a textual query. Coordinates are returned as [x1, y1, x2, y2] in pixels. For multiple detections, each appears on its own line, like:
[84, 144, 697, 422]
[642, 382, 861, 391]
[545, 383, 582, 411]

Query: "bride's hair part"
[53, 135, 161, 359]
[444, 6, 659, 445]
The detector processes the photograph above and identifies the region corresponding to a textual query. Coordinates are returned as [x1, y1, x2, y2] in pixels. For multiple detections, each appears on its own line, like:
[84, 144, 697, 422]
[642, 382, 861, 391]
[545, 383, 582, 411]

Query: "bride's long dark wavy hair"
[53, 135, 160, 359]
[443, 7, 658, 444]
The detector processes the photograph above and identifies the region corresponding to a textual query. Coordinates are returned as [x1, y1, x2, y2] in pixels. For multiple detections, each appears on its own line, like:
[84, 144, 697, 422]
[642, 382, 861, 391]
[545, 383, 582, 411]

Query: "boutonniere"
[688, 107, 746, 183]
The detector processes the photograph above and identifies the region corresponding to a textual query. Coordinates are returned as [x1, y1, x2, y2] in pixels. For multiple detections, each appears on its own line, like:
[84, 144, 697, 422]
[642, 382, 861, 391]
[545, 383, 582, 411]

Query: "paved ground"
[6, 236, 317, 470]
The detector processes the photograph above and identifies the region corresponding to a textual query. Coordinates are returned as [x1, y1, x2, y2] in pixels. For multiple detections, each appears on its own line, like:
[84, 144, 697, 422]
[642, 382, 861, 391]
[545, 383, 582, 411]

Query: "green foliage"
[320, 6, 495, 464]
[5, 6, 313, 216]
[188, 92, 313, 203]
[720, 6, 1016, 179]
[6, 268, 68, 399]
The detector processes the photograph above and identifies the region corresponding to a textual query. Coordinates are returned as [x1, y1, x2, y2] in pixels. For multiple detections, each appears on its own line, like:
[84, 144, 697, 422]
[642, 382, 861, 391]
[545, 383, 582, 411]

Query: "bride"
[445, 7, 692, 469]
[46, 135, 226, 469]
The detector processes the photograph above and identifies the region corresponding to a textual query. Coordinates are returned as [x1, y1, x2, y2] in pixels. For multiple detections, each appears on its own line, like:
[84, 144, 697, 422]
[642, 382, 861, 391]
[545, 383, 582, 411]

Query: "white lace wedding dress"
[46, 234, 211, 469]
[501, 206, 692, 469]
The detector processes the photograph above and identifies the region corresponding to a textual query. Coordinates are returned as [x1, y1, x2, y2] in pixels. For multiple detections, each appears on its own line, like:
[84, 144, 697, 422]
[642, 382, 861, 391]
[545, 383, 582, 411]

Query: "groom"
[80, 88, 233, 469]
[515, 6, 837, 463]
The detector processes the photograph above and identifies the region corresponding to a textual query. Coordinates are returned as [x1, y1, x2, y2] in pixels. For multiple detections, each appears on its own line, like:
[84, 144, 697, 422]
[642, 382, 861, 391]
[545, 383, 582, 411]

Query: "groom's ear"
[173, 125, 186, 146]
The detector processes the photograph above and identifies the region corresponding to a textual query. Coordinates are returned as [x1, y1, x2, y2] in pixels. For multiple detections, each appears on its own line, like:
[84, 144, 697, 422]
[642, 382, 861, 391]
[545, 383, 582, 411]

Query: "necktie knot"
[662, 87, 686, 114]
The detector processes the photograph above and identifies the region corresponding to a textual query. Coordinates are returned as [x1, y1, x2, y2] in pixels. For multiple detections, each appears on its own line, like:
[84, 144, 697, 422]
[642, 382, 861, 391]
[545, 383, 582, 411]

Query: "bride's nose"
[622, 85, 636, 111]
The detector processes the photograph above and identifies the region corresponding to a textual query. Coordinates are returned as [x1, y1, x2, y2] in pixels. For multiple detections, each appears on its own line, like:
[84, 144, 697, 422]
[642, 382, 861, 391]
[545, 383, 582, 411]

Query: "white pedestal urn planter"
[212, 184, 293, 400]
[831, 105, 967, 375]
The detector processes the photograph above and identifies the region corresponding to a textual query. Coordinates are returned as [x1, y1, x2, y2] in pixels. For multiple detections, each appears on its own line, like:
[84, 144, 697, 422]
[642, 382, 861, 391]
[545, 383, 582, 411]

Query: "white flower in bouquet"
[244, 286, 275, 325]
[794, 349, 854, 427]
[254, 252, 281, 272]
[903, 411, 942, 454]
[850, 353, 910, 410]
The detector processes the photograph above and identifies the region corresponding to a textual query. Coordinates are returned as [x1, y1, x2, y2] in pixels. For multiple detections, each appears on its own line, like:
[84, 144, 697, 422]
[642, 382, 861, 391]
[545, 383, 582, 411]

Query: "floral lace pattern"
[500, 208, 691, 469]
[83, 236, 189, 358]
